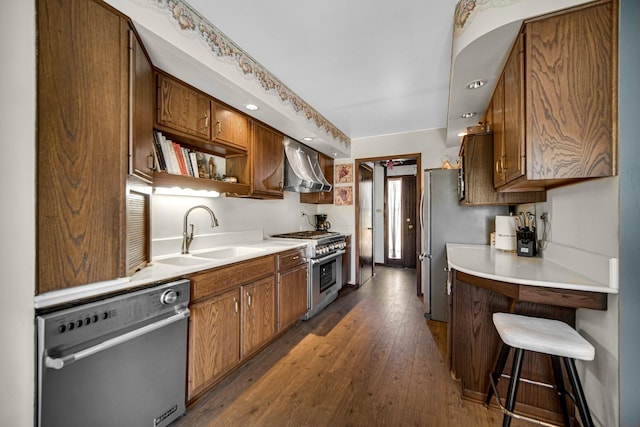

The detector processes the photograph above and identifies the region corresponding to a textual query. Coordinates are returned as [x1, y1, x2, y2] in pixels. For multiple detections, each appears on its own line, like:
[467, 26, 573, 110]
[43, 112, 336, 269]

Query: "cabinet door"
[242, 276, 277, 358]
[525, 2, 614, 179]
[188, 288, 240, 401]
[157, 74, 211, 140]
[37, 0, 128, 293]
[492, 74, 506, 188]
[212, 102, 249, 150]
[130, 29, 154, 182]
[251, 121, 285, 198]
[278, 264, 308, 331]
[503, 33, 525, 183]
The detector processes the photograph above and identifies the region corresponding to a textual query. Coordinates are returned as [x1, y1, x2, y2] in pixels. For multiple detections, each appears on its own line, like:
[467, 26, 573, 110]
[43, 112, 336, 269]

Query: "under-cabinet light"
[457, 132, 467, 137]
[154, 187, 220, 198]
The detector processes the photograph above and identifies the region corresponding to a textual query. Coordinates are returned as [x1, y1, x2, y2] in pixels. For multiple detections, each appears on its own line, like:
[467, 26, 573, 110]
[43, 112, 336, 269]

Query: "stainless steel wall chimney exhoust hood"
[283, 138, 332, 193]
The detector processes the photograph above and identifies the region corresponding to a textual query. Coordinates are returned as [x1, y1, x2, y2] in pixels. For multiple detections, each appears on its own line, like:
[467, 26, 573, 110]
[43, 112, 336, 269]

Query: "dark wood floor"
[173, 266, 526, 426]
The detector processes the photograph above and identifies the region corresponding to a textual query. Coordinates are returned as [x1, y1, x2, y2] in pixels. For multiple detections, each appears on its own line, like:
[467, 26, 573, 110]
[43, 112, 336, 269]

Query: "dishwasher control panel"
[38, 279, 190, 350]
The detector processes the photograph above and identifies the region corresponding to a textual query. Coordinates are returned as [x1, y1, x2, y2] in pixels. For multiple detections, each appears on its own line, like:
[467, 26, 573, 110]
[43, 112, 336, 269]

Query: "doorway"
[385, 174, 417, 268]
[358, 163, 374, 285]
[354, 154, 422, 295]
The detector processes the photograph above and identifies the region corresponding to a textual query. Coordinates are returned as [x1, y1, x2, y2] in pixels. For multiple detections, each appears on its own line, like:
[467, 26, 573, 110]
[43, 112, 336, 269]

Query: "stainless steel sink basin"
[155, 256, 210, 267]
[194, 246, 265, 259]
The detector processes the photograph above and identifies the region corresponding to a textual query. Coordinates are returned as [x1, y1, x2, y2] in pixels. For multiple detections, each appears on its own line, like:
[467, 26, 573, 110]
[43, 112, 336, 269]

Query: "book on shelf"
[180, 147, 195, 177]
[152, 131, 167, 172]
[172, 142, 188, 175]
[189, 152, 200, 178]
[157, 132, 180, 175]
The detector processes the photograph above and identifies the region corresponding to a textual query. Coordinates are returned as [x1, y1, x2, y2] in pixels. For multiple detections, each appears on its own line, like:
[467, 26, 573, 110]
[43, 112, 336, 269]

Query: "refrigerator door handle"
[418, 253, 431, 261]
[445, 266, 452, 295]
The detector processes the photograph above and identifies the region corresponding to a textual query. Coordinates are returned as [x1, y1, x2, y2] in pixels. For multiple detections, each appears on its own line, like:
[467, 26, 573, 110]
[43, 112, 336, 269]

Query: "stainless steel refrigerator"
[420, 169, 507, 322]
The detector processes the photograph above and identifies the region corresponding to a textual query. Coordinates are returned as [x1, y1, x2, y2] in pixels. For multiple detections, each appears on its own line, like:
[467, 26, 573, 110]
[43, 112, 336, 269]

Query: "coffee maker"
[315, 214, 331, 232]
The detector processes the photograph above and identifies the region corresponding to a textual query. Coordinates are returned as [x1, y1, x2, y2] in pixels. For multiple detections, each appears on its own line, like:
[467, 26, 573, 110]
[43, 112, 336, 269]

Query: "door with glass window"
[385, 175, 416, 268]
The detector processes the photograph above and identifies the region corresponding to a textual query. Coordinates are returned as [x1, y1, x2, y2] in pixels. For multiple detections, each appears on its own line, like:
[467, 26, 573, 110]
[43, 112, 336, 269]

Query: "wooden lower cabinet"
[187, 288, 240, 401]
[449, 270, 606, 425]
[242, 276, 277, 358]
[278, 263, 308, 331]
[186, 253, 285, 402]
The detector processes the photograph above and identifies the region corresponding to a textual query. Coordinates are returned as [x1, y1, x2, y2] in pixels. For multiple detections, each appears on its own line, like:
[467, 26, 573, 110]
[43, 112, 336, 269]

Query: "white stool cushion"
[493, 313, 595, 361]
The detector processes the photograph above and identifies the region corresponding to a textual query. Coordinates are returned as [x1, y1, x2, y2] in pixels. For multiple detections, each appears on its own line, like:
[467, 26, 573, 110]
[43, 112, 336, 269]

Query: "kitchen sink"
[155, 256, 211, 267]
[193, 246, 265, 259]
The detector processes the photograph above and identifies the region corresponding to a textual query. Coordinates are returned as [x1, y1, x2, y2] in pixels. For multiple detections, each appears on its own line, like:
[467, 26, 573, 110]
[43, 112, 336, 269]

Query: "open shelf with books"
[152, 129, 250, 196]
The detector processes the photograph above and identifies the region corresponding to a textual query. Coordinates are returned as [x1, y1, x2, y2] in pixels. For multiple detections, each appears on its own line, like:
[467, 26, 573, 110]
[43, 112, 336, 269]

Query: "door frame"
[354, 153, 422, 294]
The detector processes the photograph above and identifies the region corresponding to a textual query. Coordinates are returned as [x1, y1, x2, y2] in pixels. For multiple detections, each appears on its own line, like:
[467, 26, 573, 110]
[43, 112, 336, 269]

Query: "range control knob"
[161, 289, 178, 305]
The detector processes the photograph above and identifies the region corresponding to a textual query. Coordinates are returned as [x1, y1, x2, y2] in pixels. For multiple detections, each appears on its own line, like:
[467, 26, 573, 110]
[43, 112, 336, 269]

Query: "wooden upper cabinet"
[491, 1, 617, 191]
[460, 133, 545, 205]
[492, 74, 506, 188]
[130, 28, 154, 183]
[249, 121, 285, 198]
[503, 33, 525, 184]
[37, 0, 129, 293]
[525, 1, 616, 181]
[212, 102, 249, 150]
[300, 152, 335, 204]
[157, 73, 211, 140]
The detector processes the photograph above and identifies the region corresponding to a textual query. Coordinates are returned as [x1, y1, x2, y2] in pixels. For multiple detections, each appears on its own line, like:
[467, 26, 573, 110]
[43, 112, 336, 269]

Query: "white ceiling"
[186, 0, 459, 140]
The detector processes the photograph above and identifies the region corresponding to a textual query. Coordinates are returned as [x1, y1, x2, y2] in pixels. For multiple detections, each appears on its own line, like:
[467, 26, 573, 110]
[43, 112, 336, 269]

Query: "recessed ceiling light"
[457, 132, 467, 137]
[466, 79, 487, 90]
[303, 137, 314, 141]
[460, 112, 476, 118]
[244, 103, 259, 111]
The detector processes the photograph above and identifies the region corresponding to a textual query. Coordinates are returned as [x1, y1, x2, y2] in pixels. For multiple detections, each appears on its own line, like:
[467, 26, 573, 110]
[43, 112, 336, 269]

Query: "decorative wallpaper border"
[146, 0, 351, 149]
[454, 0, 524, 37]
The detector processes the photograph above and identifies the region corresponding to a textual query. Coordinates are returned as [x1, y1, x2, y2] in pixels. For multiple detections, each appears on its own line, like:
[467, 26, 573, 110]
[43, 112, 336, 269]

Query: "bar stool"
[486, 312, 595, 427]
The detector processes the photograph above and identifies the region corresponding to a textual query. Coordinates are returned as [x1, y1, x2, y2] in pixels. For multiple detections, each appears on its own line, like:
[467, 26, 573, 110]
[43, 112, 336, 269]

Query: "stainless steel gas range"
[270, 231, 346, 319]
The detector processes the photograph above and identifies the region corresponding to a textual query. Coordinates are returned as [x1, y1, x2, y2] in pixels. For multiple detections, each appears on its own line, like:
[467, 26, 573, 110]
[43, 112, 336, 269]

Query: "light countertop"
[446, 244, 618, 294]
[35, 239, 307, 309]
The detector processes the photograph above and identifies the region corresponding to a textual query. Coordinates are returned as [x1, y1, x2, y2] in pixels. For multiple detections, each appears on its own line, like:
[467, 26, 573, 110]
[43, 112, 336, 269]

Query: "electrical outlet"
[540, 212, 549, 222]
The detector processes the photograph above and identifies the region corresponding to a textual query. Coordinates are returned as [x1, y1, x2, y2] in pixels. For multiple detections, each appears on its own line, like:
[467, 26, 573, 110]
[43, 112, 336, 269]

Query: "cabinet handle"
[217, 120, 222, 135]
[203, 112, 209, 131]
[292, 256, 299, 260]
[233, 297, 238, 314]
[147, 153, 155, 170]
[246, 291, 252, 308]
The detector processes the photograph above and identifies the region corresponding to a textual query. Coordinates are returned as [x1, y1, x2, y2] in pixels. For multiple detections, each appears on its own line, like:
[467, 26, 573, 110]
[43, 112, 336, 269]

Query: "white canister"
[495, 215, 517, 252]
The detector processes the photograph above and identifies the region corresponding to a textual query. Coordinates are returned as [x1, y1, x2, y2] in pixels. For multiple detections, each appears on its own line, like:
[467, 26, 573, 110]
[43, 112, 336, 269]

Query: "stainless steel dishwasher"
[36, 279, 190, 427]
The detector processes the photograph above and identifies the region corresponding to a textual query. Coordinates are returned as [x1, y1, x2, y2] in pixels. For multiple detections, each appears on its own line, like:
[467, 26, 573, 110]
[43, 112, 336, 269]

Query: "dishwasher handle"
[45, 309, 190, 370]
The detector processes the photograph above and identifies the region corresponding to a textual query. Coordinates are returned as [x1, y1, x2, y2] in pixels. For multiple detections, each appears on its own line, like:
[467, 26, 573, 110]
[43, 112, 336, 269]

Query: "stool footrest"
[498, 373, 556, 390]
[488, 374, 564, 427]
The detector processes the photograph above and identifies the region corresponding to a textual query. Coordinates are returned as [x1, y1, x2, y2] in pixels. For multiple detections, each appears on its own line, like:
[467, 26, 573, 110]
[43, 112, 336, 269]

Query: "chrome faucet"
[182, 205, 219, 254]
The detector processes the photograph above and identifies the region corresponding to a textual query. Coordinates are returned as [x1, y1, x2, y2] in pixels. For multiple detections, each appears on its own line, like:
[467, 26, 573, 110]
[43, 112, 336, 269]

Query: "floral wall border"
[454, 0, 525, 37]
[146, 0, 351, 149]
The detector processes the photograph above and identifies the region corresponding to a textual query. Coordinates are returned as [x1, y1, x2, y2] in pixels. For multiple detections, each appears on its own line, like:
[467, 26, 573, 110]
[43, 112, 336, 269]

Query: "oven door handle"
[310, 249, 345, 265]
[44, 309, 190, 370]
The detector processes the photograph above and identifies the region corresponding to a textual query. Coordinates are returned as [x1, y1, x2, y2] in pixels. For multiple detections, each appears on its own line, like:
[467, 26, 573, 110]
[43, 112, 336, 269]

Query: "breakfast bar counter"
[445, 244, 613, 424]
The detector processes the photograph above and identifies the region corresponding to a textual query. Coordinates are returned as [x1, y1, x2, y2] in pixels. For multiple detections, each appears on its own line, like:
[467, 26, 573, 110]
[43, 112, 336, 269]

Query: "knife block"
[516, 229, 537, 257]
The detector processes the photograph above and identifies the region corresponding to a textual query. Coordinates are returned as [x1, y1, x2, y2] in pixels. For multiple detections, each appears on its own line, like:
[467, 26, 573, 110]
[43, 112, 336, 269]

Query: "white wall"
[151, 192, 323, 255]
[327, 128, 457, 282]
[0, 1, 36, 425]
[521, 177, 619, 427]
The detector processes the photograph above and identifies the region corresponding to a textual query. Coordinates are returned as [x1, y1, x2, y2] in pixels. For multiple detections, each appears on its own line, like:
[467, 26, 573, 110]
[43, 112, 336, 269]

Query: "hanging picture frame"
[335, 186, 353, 205]
[335, 163, 353, 184]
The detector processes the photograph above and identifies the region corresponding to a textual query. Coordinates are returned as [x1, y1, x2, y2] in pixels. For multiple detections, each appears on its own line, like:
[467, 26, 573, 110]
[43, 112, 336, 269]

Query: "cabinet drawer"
[278, 248, 306, 271]
[190, 255, 276, 302]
